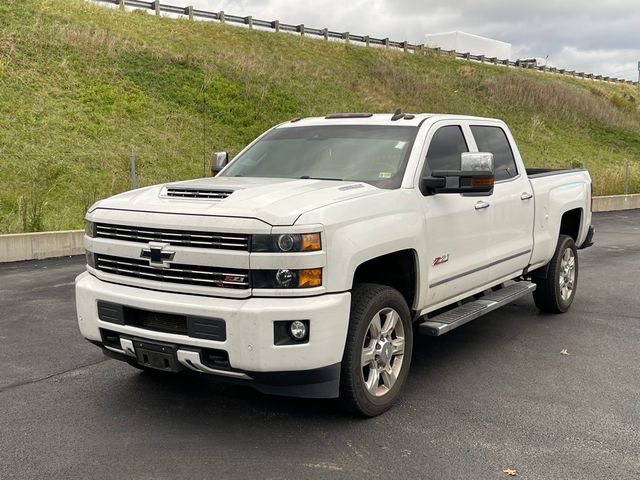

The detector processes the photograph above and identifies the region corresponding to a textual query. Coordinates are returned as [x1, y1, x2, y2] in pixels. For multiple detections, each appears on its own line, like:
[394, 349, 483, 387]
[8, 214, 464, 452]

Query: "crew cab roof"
[275, 113, 503, 128]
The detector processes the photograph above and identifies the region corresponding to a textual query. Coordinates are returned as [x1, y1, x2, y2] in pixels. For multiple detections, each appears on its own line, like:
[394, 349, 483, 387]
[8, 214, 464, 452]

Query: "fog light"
[275, 269, 296, 287]
[289, 320, 308, 341]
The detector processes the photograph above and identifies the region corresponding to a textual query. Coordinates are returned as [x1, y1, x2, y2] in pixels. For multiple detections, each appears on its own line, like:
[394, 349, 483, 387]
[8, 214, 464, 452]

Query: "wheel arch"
[559, 207, 583, 243]
[351, 249, 419, 310]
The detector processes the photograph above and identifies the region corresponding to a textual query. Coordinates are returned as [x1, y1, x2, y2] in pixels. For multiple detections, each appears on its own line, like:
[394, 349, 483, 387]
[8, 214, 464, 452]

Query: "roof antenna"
[391, 107, 404, 121]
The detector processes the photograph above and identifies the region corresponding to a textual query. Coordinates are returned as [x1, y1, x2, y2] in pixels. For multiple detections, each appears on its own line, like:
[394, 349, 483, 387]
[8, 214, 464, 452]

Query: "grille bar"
[95, 223, 250, 251]
[96, 254, 250, 289]
[166, 187, 233, 199]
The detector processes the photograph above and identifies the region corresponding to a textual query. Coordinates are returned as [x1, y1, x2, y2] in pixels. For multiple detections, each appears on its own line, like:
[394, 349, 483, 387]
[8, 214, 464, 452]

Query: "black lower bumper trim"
[87, 338, 340, 399]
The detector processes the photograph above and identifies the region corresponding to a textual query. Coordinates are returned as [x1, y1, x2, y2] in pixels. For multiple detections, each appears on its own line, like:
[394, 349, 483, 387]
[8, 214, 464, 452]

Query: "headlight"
[252, 233, 321, 252]
[253, 268, 322, 289]
[84, 220, 96, 238]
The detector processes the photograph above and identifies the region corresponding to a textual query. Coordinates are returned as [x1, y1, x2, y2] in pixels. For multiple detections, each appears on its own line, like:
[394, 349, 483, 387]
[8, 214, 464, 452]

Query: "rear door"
[468, 123, 534, 283]
[419, 122, 492, 308]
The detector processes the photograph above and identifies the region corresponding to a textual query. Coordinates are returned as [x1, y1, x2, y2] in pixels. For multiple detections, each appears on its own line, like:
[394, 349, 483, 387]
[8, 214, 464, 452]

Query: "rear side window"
[470, 126, 517, 181]
[424, 125, 468, 173]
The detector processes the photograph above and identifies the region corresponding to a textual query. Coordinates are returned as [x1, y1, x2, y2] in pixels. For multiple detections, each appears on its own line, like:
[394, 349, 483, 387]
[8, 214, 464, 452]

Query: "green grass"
[1, 0, 639, 233]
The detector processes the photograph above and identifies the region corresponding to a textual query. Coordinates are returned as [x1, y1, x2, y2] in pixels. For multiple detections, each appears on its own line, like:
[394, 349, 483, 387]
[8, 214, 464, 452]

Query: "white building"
[424, 31, 512, 60]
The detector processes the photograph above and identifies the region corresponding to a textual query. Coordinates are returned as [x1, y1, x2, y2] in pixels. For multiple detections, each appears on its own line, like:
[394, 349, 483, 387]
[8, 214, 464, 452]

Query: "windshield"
[222, 125, 419, 189]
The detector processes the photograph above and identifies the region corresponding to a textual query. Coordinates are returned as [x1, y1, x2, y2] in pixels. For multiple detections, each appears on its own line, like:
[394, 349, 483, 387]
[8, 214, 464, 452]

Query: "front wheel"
[340, 283, 413, 416]
[533, 235, 578, 313]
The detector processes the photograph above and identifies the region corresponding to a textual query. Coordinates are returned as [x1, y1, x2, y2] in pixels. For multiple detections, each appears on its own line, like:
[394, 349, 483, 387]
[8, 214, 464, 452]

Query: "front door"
[419, 123, 493, 308]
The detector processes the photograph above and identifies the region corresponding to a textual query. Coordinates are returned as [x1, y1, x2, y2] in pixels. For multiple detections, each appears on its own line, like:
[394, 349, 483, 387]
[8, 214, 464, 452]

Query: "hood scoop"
[164, 186, 235, 200]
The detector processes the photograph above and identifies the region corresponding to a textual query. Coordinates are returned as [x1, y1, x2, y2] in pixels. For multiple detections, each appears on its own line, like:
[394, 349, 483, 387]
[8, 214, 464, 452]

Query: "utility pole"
[129, 147, 137, 190]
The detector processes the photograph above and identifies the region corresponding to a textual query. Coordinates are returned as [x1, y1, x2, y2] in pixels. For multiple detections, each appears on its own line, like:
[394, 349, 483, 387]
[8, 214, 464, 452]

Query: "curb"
[0, 194, 639, 262]
[592, 194, 640, 213]
[0, 230, 84, 263]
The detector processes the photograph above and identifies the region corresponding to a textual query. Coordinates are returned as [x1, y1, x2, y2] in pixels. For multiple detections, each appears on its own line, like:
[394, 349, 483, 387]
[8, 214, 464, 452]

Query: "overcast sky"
[141, 0, 640, 80]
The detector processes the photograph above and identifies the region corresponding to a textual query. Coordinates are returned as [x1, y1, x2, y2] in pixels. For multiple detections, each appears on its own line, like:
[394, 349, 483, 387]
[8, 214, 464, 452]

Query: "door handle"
[475, 201, 490, 210]
[520, 192, 533, 200]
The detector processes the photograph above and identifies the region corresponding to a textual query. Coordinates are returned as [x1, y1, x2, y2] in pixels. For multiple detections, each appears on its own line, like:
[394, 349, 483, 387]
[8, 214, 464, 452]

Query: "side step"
[418, 281, 536, 336]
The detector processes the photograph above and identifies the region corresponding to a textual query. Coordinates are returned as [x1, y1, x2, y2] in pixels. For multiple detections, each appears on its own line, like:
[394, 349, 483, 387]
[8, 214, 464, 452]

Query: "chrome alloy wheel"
[361, 307, 405, 397]
[559, 247, 576, 301]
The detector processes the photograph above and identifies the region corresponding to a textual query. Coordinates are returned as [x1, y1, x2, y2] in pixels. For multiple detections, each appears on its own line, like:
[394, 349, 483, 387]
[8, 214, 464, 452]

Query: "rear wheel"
[340, 283, 413, 417]
[533, 235, 578, 313]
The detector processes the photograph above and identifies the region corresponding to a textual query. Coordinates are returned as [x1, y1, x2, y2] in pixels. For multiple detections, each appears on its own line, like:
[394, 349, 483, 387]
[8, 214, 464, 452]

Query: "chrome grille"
[166, 187, 233, 199]
[95, 254, 250, 289]
[95, 223, 249, 251]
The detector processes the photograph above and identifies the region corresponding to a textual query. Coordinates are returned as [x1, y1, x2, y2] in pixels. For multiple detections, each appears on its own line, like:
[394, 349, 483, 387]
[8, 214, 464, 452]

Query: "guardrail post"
[463, 52, 470, 60]
[218, 11, 225, 23]
[272, 20, 280, 32]
[244, 16, 253, 29]
[322, 28, 328, 40]
[401, 41, 408, 53]
[624, 160, 630, 195]
[343, 32, 349, 44]
[154, 0, 160, 16]
[417, 44, 424, 55]
[118, 0, 125, 10]
[129, 147, 137, 190]
[297, 24, 305, 36]
[186, 5, 193, 20]
[364, 35, 369, 47]
[383, 37, 389, 48]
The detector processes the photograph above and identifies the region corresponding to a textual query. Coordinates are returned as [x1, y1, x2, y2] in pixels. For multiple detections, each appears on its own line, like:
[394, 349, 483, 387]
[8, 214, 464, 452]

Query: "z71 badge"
[432, 254, 450, 266]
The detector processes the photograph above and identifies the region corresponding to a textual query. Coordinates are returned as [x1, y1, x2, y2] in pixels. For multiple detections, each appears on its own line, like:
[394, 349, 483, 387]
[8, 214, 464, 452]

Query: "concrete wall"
[0, 230, 84, 263]
[0, 194, 639, 262]
[592, 194, 640, 212]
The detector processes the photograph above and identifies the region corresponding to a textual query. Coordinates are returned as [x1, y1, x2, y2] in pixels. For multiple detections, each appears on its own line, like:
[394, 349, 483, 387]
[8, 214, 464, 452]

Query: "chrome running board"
[419, 282, 536, 336]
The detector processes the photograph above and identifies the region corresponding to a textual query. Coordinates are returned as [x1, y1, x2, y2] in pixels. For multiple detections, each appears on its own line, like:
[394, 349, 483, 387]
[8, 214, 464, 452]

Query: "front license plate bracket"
[133, 339, 181, 372]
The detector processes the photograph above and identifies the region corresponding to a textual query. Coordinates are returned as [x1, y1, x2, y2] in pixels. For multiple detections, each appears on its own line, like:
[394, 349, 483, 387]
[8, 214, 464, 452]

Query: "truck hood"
[91, 177, 382, 226]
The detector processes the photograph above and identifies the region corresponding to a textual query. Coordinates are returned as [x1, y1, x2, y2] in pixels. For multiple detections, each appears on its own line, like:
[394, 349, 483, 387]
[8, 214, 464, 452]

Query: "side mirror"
[211, 151, 229, 176]
[461, 152, 494, 173]
[420, 152, 494, 196]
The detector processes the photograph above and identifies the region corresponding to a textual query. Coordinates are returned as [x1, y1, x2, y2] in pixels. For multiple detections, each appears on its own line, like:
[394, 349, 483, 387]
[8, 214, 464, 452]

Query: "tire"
[533, 235, 578, 313]
[340, 283, 413, 417]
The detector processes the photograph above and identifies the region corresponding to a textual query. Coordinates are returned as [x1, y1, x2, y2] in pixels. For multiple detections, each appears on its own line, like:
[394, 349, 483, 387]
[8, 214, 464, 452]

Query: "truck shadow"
[96, 298, 554, 426]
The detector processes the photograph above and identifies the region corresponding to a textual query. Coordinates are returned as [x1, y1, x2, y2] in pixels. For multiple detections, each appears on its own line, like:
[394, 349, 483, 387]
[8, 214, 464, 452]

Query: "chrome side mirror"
[461, 152, 494, 173]
[419, 152, 495, 196]
[211, 151, 229, 176]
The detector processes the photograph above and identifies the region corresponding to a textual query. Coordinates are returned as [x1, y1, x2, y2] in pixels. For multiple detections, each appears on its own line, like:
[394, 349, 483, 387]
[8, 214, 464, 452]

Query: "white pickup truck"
[76, 112, 594, 416]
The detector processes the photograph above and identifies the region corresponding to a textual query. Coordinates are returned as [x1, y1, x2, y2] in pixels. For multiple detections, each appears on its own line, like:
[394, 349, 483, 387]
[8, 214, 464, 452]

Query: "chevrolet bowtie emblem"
[141, 242, 175, 269]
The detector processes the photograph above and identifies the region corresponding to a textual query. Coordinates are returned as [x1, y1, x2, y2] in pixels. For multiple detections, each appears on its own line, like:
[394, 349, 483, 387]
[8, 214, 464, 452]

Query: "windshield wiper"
[299, 176, 343, 181]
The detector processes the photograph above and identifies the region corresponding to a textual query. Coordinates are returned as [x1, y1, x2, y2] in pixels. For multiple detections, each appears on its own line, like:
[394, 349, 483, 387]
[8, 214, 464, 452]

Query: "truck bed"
[526, 167, 586, 178]
[527, 167, 592, 269]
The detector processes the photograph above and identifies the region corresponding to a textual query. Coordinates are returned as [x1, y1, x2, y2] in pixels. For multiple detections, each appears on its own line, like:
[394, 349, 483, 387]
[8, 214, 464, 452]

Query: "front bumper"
[75, 272, 351, 398]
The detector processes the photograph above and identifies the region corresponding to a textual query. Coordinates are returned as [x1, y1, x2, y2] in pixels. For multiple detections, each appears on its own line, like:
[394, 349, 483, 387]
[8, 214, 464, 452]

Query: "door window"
[470, 126, 518, 181]
[424, 125, 469, 174]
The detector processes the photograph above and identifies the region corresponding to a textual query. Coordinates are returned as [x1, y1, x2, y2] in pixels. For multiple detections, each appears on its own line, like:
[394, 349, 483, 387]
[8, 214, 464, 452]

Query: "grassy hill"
[1, 0, 639, 233]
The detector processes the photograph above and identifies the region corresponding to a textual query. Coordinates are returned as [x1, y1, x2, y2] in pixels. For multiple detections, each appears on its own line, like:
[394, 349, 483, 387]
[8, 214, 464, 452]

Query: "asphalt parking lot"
[1, 210, 639, 479]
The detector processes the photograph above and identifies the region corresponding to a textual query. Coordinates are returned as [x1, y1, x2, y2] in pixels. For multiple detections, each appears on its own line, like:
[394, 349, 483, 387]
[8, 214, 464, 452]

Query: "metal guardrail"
[95, 0, 639, 86]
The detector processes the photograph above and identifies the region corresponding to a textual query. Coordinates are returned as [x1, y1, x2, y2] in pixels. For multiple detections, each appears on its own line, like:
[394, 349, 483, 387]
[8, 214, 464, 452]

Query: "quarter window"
[470, 126, 517, 181]
[424, 125, 469, 173]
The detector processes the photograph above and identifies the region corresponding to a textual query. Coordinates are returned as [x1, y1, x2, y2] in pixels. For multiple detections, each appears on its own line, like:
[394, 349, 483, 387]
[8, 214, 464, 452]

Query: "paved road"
[1, 211, 639, 479]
